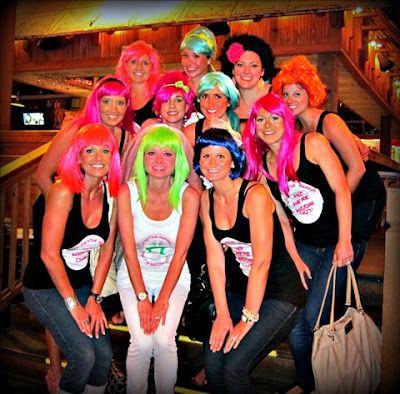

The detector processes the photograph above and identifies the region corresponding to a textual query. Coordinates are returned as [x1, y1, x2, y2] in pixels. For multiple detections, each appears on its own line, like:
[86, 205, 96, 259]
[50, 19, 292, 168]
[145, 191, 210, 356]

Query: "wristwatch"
[137, 291, 148, 302]
[89, 292, 103, 304]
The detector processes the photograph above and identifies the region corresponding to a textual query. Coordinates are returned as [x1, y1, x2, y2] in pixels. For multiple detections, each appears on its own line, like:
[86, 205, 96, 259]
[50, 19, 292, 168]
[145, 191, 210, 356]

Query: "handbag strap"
[314, 265, 364, 334]
[314, 264, 337, 333]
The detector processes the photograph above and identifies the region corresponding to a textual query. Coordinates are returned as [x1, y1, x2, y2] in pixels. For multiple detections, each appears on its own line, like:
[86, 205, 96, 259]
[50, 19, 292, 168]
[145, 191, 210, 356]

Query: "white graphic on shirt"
[138, 234, 174, 269]
[62, 235, 104, 270]
[220, 237, 252, 276]
[280, 180, 324, 224]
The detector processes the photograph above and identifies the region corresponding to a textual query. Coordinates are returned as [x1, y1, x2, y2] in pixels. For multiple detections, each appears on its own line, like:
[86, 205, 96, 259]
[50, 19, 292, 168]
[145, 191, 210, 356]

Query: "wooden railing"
[0, 143, 48, 311]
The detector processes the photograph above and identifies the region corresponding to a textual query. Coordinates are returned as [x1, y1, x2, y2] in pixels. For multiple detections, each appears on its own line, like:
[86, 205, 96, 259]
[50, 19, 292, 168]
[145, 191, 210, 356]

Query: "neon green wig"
[133, 125, 190, 209]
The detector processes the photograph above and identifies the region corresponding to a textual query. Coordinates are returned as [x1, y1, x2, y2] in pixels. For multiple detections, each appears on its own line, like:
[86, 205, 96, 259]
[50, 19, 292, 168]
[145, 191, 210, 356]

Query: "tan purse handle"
[314, 265, 364, 335]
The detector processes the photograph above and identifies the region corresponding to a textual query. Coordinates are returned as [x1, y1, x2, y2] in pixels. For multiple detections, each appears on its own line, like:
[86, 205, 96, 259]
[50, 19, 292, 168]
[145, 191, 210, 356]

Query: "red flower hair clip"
[226, 43, 244, 64]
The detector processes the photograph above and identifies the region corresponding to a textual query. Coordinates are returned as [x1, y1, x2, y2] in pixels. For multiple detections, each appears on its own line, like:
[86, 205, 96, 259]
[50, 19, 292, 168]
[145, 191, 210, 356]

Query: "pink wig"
[242, 93, 299, 195]
[152, 70, 195, 118]
[272, 55, 327, 108]
[57, 123, 121, 196]
[77, 75, 134, 134]
[115, 40, 162, 100]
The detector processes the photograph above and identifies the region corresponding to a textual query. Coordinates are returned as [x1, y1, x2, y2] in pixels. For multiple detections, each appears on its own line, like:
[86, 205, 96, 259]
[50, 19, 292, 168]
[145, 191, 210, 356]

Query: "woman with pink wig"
[23, 124, 121, 394]
[116, 40, 162, 126]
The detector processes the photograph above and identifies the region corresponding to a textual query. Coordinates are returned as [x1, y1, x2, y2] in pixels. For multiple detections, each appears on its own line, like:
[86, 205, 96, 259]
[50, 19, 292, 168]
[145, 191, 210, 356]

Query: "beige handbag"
[312, 265, 382, 394]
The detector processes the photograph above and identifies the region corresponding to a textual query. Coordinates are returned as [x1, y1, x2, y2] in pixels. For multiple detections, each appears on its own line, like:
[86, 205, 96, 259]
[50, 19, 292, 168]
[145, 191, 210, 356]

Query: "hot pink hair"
[115, 40, 162, 101]
[76, 75, 134, 134]
[152, 70, 195, 118]
[242, 93, 299, 195]
[272, 55, 327, 108]
[57, 123, 121, 196]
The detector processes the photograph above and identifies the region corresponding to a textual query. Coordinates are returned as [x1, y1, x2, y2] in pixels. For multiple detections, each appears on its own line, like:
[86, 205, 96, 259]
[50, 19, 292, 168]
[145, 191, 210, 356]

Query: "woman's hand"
[209, 314, 233, 353]
[137, 299, 153, 335]
[151, 296, 169, 332]
[223, 320, 254, 354]
[86, 297, 108, 338]
[70, 303, 93, 338]
[333, 239, 354, 267]
[294, 258, 312, 290]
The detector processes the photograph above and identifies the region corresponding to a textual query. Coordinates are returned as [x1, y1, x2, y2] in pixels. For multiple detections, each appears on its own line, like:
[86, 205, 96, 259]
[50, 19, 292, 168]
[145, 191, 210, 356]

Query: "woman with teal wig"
[116, 124, 200, 394]
[183, 71, 241, 147]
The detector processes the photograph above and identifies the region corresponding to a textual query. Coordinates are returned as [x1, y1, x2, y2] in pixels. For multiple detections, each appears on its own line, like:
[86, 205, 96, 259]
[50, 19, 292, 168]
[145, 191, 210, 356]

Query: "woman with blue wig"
[116, 124, 200, 394]
[184, 71, 241, 147]
[193, 128, 305, 393]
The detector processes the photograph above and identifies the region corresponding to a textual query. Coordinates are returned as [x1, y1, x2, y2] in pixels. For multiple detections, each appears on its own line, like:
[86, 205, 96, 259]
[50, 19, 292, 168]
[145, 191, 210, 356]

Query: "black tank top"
[317, 111, 384, 204]
[266, 134, 338, 247]
[133, 98, 156, 126]
[23, 186, 110, 289]
[209, 179, 305, 307]
[194, 118, 205, 142]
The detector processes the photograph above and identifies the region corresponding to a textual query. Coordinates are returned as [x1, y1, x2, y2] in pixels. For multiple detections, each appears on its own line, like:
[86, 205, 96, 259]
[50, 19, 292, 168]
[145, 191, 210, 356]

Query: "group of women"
[22, 25, 385, 394]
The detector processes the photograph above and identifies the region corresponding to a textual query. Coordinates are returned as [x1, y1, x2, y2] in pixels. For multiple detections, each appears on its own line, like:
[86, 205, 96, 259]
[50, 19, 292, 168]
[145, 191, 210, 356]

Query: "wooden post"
[381, 182, 400, 392]
[0, 3, 16, 130]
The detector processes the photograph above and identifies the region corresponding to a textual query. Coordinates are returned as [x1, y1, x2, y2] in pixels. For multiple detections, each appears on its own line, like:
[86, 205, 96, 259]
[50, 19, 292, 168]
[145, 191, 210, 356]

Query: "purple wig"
[153, 70, 195, 118]
[57, 123, 121, 196]
[242, 93, 299, 195]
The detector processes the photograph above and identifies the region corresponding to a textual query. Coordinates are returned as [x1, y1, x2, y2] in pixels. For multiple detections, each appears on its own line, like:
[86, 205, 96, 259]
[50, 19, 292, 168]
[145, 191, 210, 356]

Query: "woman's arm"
[182, 123, 196, 147]
[153, 186, 200, 326]
[35, 123, 79, 196]
[322, 113, 365, 192]
[260, 178, 311, 289]
[86, 202, 118, 337]
[117, 183, 153, 334]
[200, 190, 233, 353]
[40, 182, 92, 337]
[224, 184, 273, 352]
[306, 132, 353, 267]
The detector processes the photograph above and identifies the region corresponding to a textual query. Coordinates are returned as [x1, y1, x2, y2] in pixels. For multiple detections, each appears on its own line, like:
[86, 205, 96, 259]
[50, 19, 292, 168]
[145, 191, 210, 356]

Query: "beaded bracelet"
[64, 295, 79, 311]
[241, 307, 259, 323]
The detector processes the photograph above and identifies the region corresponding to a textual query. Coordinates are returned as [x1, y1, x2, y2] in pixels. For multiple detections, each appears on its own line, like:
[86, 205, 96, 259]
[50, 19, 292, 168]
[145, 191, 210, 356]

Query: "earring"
[230, 162, 235, 169]
[159, 114, 162, 122]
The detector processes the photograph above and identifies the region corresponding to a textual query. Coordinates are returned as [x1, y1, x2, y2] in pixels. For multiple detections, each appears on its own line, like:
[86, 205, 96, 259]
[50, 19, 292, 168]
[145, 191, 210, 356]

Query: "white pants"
[119, 285, 189, 394]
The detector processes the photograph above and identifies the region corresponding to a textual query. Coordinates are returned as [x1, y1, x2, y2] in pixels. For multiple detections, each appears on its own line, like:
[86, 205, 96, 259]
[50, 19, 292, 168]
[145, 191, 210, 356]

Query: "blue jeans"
[23, 285, 112, 393]
[204, 292, 302, 394]
[288, 240, 366, 391]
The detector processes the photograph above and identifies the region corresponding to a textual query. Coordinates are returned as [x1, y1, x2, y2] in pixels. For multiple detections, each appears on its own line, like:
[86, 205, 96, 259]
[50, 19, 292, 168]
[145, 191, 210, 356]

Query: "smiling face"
[99, 95, 128, 128]
[144, 146, 176, 179]
[79, 145, 111, 178]
[180, 48, 211, 81]
[199, 145, 234, 182]
[199, 85, 230, 120]
[160, 93, 187, 127]
[281, 83, 310, 116]
[126, 54, 152, 84]
[255, 107, 285, 146]
[232, 50, 264, 90]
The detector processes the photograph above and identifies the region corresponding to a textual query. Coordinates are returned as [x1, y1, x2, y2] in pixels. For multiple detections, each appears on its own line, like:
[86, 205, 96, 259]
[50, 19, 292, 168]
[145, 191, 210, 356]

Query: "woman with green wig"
[116, 124, 200, 394]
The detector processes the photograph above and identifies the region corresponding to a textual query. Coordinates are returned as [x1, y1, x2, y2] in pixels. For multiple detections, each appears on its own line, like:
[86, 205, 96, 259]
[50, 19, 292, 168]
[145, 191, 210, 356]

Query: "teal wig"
[133, 125, 190, 209]
[180, 26, 217, 60]
[197, 72, 240, 132]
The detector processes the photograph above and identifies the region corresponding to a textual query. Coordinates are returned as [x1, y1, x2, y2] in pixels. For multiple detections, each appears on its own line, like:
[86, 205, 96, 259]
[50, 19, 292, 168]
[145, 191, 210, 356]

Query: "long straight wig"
[242, 93, 299, 195]
[131, 125, 190, 209]
[57, 123, 121, 196]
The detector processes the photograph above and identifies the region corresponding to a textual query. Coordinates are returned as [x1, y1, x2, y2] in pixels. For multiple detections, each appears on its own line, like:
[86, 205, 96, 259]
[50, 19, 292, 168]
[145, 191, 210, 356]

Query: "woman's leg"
[152, 285, 189, 394]
[119, 286, 153, 394]
[23, 286, 112, 393]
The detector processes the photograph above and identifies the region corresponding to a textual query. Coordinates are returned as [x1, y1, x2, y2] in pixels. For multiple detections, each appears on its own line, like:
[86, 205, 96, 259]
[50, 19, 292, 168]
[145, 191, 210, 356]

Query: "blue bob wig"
[193, 128, 246, 180]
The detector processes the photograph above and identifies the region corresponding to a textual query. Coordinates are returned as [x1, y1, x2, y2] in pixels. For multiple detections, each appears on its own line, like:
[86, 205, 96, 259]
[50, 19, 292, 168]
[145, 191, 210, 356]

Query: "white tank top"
[117, 180, 191, 292]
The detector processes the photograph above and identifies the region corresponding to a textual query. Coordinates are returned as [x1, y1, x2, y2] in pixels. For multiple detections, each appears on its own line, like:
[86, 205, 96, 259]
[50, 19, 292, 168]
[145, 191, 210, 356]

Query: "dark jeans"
[288, 240, 367, 392]
[204, 292, 302, 394]
[23, 284, 112, 393]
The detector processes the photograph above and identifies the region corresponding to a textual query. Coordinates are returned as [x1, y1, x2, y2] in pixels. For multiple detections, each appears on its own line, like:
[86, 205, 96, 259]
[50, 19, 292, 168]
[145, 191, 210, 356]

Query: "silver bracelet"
[64, 295, 79, 311]
[241, 307, 259, 323]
